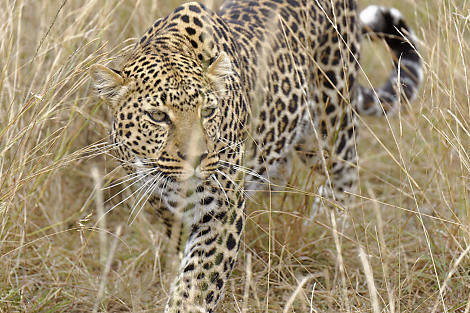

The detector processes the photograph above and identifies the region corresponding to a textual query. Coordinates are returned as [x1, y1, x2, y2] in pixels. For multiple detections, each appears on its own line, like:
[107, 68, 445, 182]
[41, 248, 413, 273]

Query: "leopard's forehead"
[121, 52, 208, 111]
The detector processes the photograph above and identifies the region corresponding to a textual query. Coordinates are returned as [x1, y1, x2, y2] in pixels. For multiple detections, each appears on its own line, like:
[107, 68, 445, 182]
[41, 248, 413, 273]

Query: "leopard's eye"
[201, 107, 217, 119]
[146, 110, 170, 123]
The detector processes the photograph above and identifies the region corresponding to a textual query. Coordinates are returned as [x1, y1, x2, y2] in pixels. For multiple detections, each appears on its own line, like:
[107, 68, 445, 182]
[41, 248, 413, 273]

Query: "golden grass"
[0, 0, 469, 312]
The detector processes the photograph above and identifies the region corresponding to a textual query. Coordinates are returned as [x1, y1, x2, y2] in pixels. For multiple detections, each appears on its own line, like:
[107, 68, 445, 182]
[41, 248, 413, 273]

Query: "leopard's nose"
[190, 152, 208, 169]
[178, 151, 208, 168]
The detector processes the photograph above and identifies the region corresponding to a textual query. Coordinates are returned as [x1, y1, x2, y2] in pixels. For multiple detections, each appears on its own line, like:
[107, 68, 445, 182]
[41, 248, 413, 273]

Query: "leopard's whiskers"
[210, 173, 231, 205]
[215, 169, 255, 202]
[128, 172, 166, 225]
[104, 166, 157, 206]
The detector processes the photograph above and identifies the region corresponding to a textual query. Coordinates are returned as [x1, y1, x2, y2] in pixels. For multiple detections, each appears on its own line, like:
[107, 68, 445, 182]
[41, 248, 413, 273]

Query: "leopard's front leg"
[165, 189, 245, 313]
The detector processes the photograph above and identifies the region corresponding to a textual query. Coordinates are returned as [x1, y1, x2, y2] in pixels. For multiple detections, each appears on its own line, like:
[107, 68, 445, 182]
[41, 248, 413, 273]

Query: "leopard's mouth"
[129, 154, 220, 189]
[173, 165, 216, 183]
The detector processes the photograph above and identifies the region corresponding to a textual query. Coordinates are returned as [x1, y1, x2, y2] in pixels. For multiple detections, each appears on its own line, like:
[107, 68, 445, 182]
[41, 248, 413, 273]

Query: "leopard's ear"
[90, 64, 127, 105]
[206, 52, 232, 90]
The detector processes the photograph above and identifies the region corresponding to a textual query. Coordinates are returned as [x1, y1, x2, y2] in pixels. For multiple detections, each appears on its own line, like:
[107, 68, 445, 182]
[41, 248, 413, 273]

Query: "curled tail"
[356, 5, 423, 116]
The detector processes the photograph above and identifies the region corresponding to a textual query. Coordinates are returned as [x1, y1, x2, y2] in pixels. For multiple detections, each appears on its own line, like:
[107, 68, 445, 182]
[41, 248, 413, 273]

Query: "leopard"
[90, 1, 422, 312]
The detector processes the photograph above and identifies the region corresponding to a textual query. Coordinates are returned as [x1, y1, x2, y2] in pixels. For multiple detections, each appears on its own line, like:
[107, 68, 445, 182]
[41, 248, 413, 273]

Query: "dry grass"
[1, 0, 469, 312]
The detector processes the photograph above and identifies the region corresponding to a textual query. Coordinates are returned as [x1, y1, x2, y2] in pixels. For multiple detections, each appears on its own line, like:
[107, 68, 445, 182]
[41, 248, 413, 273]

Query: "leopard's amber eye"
[146, 110, 170, 123]
[201, 107, 217, 119]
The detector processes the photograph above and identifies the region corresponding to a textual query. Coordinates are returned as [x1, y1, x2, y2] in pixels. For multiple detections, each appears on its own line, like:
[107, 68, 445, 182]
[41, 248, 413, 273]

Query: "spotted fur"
[90, 1, 422, 312]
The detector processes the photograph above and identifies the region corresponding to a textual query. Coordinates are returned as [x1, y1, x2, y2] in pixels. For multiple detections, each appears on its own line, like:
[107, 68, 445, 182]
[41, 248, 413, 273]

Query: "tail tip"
[359, 5, 382, 27]
[360, 5, 404, 30]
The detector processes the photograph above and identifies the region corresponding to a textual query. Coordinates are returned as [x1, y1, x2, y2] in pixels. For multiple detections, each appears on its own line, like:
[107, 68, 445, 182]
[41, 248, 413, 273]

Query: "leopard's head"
[90, 51, 232, 185]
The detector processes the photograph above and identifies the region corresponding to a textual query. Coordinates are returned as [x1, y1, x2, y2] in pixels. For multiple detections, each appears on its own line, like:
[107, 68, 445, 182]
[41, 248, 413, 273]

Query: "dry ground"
[0, 0, 469, 312]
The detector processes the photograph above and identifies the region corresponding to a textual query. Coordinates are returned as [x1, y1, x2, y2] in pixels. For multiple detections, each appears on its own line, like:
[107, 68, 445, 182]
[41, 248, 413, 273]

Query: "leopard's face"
[93, 52, 228, 185]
